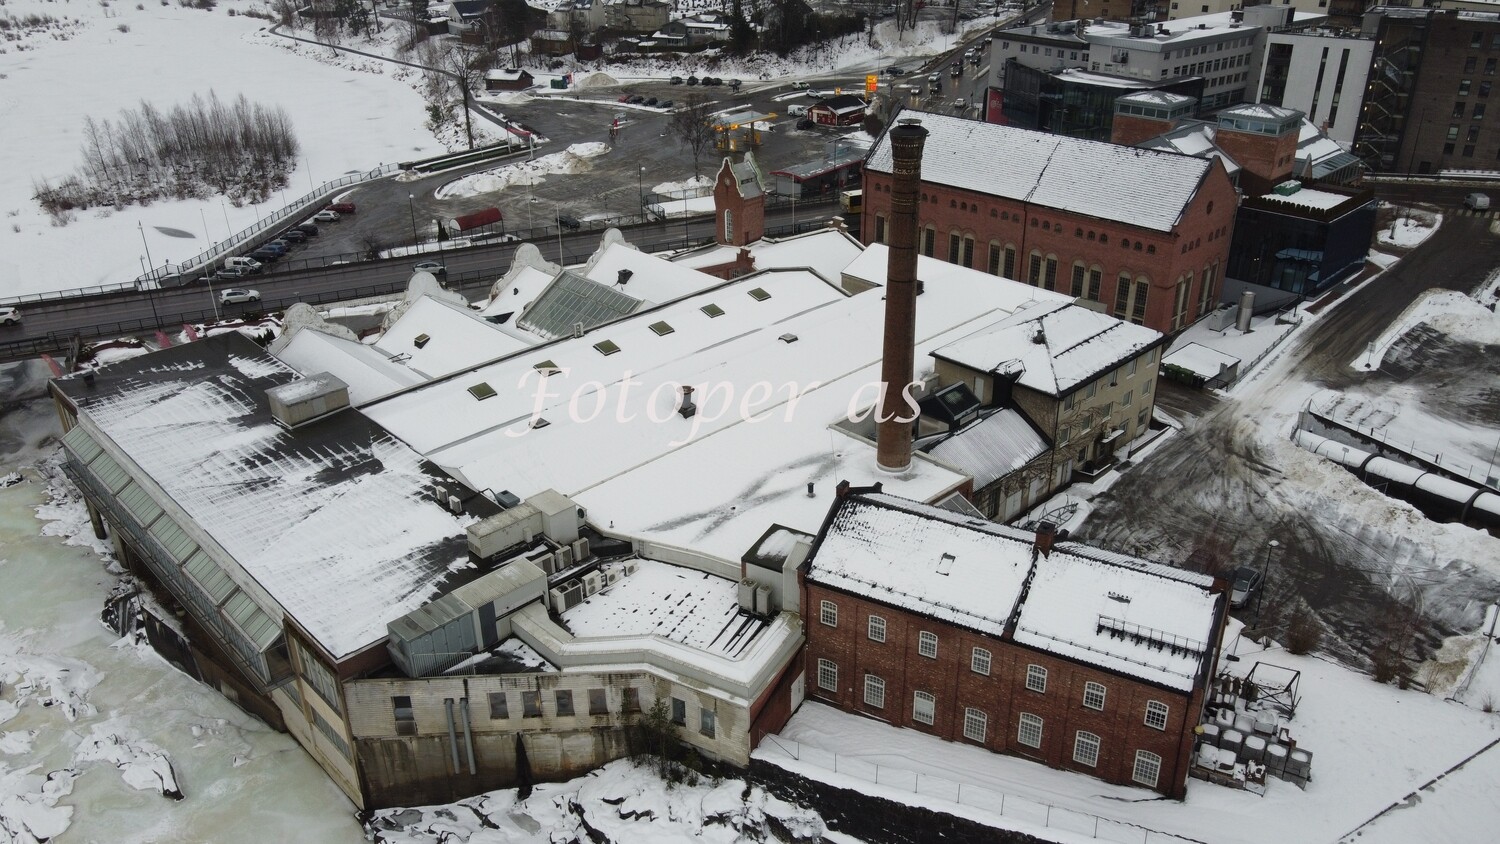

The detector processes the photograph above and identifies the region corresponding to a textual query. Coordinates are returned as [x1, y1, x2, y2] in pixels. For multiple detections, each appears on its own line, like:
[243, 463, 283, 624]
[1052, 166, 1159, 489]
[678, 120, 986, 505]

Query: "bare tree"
[436, 42, 491, 150]
[669, 94, 717, 179]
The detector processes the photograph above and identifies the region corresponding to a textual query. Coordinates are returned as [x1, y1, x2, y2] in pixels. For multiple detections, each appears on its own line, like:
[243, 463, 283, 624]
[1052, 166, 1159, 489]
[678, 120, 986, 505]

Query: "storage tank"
[1236, 290, 1255, 332]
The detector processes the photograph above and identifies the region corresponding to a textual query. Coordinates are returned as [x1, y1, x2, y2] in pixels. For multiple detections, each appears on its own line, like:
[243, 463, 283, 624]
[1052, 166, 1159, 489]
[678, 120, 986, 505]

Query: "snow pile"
[435, 143, 614, 199]
[363, 758, 826, 843]
[571, 71, 619, 88]
[0, 764, 78, 843]
[0, 644, 101, 728]
[1376, 209, 1442, 249]
[73, 720, 183, 800]
[1355, 288, 1500, 371]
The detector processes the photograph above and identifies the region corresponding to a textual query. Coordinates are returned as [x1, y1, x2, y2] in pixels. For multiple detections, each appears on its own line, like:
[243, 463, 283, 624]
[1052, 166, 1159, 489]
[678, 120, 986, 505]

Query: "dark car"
[884, 65, 907, 76]
[279, 229, 308, 244]
[326, 202, 356, 214]
[950, 63, 962, 77]
[686, 75, 699, 85]
[1230, 566, 1264, 609]
[629, 94, 646, 104]
[645, 96, 658, 106]
[659, 99, 674, 109]
[670, 75, 684, 84]
[703, 76, 720, 86]
[728, 78, 741, 90]
[796, 117, 815, 130]
[556, 213, 582, 231]
[248, 247, 282, 262]
[294, 223, 319, 237]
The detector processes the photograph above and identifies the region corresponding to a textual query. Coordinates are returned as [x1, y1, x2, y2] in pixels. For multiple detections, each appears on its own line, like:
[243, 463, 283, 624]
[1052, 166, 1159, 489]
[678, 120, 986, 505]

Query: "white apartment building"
[1162, 0, 1334, 23]
[988, 5, 1322, 110]
[1256, 27, 1374, 144]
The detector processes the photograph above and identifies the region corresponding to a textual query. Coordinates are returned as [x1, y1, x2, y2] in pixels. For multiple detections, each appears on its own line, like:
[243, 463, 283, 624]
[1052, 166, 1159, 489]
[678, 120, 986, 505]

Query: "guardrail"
[757, 733, 1206, 844]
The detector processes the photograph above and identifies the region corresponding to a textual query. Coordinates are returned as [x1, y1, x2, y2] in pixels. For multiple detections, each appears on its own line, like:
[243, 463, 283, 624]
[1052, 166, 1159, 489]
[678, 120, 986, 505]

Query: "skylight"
[534, 359, 561, 375]
[701, 303, 725, 317]
[748, 287, 771, 301]
[649, 321, 675, 336]
[593, 340, 621, 356]
[468, 382, 497, 400]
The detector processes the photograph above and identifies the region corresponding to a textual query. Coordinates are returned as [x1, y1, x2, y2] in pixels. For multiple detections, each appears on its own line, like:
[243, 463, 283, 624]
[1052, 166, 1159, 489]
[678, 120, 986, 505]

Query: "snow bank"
[435, 143, 614, 199]
[1376, 209, 1441, 249]
[1355, 288, 1500, 371]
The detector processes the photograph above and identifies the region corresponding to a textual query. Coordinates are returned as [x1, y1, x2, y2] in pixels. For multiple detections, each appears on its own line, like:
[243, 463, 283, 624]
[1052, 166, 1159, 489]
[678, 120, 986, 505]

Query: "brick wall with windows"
[858, 164, 1237, 335]
[802, 580, 1204, 797]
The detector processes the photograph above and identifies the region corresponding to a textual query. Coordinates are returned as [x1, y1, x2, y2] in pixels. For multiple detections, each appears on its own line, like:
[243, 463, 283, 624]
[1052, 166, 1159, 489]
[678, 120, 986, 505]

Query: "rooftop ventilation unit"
[266, 372, 350, 430]
[414, 333, 431, 349]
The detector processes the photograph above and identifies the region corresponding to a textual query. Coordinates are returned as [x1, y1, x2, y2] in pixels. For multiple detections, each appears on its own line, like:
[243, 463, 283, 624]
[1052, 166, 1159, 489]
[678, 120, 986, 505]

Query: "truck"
[445, 206, 504, 234]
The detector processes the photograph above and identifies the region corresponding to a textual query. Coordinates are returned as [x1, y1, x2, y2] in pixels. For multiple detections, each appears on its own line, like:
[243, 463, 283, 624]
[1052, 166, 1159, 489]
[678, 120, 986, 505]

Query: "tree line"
[34, 92, 299, 220]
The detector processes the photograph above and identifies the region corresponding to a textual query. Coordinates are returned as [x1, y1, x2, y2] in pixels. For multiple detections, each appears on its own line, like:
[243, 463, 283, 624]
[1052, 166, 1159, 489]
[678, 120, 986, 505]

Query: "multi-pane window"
[1133, 750, 1162, 787]
[918, 631, 938, 659]
[1004, 245, 1017, 278]
[922, 226, 936, 257]
[1083, 681, 1106, 711]
[700, 708, 716, 737]
[589, 688, 608, 715]
[1122, 390, 1133, 407]
[971, 647, 992, 676]
[864, 674, 886, 709]
[671, 697, 686, 726]
[393, 695, 416, 736]
[1071, 262, 1086, 297]
[1028, 253, 1043, 286]
[949, 232, 962, 263]
[1131, 279, 1149, 325]
[555, 690, 574, 717]
[1044, 257, 1058, 290]
[874, 215, 887, 244]
[962, 235, 975, 268]
[963, 707, 988, 742]
[489, 691, 509, 719]
[1018, 712, 1043, 748]
[819, 599, 838, 627]
[1026, 664, 1047, 693]
[622, 687, 641, 713]
[1087, 267, 1102, 300]
[817, 658, 839, 692]
[1145, 700, 1170, 730]
[988, 242, 1002, 275]
[1074, 731, 1101, 767]
[913, 691, 936, 725]
[1114, 272, 1132, 316]
[868, 615, 887, 642]
[1460, 79, 1473, 97]
[522, 690, 542, 718]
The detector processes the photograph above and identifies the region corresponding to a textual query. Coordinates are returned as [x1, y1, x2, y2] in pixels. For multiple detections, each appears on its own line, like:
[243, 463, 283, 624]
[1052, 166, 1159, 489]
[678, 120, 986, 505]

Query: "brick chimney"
[876, 119, 929, 474]
[1034, 521, 1056, 557]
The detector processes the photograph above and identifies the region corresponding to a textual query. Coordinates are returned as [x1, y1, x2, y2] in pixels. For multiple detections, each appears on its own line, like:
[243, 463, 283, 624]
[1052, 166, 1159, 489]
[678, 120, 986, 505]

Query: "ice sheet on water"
[73, 720, 184, 800]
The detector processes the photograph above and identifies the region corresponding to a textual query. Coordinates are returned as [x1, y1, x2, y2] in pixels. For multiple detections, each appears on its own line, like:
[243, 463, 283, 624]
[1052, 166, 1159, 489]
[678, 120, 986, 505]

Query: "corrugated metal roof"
[518, 270, 643, 340]
[927, 409, 1049, 488]
[867, 110, 1211, 233]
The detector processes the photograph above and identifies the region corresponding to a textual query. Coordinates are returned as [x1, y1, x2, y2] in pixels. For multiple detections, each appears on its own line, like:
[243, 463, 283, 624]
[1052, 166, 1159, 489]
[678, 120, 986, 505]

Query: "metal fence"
[757, 735, 1205, 844]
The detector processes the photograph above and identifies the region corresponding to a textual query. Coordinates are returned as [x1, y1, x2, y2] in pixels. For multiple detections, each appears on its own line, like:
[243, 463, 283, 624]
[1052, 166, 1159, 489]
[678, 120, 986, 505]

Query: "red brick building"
[860, 111, 1239, 335]
[801, 486, 1228, 798]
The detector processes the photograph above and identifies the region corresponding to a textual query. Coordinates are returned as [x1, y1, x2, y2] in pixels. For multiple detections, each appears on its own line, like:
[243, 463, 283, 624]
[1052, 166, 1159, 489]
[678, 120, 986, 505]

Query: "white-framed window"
[1145, 700, 1169, 731]
[817, 658, 838, 692]
[918, 631, 938, 659]
[1026, 664, 1047, 693]
[1074, 731, 1101, 767]
[1018, 712, 1043, 748]
[819, 599, 838, 627]
[913, 691, 936, 725]
[971, 647, 992, 676]
[963, 707, 988, 742]
[864, 674, 886, 709]
[1127, 358, 1139, 377]
[1133, 750, 1162, 787]
[868, 615, 887, 643]
[1122, 390, 1133, 407]
[1083, 681, 1106, 711]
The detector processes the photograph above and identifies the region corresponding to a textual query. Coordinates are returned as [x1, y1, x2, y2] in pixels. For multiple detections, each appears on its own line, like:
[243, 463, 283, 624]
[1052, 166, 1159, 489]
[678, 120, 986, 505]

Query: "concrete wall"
[802, 581, 1203, 797]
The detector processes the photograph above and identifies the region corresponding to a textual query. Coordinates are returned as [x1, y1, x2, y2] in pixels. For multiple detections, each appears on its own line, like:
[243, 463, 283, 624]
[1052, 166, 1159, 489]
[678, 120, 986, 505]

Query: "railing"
[757, 734, 1206, 844]
[1304, 402, 1500, 488]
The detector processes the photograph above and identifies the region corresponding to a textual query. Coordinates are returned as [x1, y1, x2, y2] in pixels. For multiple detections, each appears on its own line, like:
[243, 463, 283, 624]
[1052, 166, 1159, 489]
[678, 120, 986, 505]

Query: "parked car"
[294, 223, 320, 237]
[264, 239, 291, 253]
[279, 229, 308, 244]
[215, 266, 253, 280]
[629, 94, 646, 104]
[248, 248, 282, 262]
[659, 99, 674, 109]
[686, 75, 700, 85]
[790, 81, 809, 90]
[1230, 566, 1263, 609]
[670, 75, 684, 85]
[702, 76, 720, 86]
[313, 209, 341, 222]
[556, 212, 582, 230]
[224, 256, 262, 273]
[617, 93, 633, 102]
[796, 117, 815, 130]
[953, 97, 968, 109]
[413, 261, 447, 276]
[884, 65, 907, 76]
[1465, 192, 1491, 211]
[0, 306, 21, 326]
[645, 96, 659, 106]
[219, 288, 261, 305]
[788, 103, 809, 116]
[326, 202, 356, 214]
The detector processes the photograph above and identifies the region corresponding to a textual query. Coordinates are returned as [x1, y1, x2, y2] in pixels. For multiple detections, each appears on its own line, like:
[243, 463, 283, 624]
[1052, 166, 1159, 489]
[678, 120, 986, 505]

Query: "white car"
[219, 288, 261, 305]
[313, 210, 341, 222]
[0, 306, 20, 326]
[413, 261, 447, 275]
[953, 98, 968, 109]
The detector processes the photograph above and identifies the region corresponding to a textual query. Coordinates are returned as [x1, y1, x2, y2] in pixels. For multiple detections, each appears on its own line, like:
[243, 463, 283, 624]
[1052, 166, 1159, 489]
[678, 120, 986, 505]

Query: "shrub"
[116, 22, 127, 30]
[1284, 604, 1322, 655]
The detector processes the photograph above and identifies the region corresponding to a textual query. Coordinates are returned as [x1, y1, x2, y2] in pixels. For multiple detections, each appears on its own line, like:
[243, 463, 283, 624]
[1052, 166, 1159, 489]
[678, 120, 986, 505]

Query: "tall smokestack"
[876, 118, 929, 474]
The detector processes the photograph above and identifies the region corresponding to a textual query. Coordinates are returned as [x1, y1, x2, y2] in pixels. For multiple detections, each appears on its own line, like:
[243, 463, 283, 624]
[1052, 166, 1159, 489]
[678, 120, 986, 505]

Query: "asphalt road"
[1076, 212, 1500, 668]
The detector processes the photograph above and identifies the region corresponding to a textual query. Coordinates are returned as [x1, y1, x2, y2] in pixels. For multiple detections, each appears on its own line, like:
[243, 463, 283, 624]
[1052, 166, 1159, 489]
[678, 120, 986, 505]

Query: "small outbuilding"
[485, 68, 535, 92]
[809, 94, 868, 127]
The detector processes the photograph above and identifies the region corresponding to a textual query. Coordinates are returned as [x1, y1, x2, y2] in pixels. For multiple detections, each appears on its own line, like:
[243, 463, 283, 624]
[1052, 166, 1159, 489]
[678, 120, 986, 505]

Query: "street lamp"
[408, 193, 419, 250]
[1256, 539, 1279, 619]
[555, 202, 565, 265]
[200, 209, 220, 322]
[638, 166, 645, 219]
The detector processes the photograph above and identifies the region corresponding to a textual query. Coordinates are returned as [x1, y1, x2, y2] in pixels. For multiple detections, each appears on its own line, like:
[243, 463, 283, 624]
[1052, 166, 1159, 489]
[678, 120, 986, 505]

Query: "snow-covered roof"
[517, 270, 645, 340]
[1133, 121, 1242, 178]
[59, 334, 487, 660]
[925, 409, 1049, 488]
[561, 560, 772, 658]
[1161, 342, 1239, 379]
[867, 111, 1213, 233]
[375, 295, 533, 379]
[1257, 187, 1351, 211]
[671, 228, 865, 286]
[1116, 91, 1196, 108]
[485, 68, 531, 81]
[580, 240, 728, 306]
[274, 328, 425, 405]
[1051, 68, 1165, 89]
[932, 299, 1165, 396]
[806, 491, 1220, 691]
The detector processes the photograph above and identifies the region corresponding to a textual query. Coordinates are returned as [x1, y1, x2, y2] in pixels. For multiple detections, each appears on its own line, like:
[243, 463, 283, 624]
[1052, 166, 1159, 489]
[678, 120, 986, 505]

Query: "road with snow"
[1076, 214, 1500, 667]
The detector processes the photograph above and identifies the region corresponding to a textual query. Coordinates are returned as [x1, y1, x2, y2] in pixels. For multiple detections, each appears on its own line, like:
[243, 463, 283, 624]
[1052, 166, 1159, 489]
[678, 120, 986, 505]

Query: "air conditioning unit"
[556, 545, 575, 569]
[551, 586, 585, 613]
[571, 537, 590, 562]
[739, 578, 756, 612]
[754, 584, 772, 615]
[603, 569, 621, 588]
[622, 561, 639, 577]
[582, 571, 603, 596]
[447, 494, 463, 514]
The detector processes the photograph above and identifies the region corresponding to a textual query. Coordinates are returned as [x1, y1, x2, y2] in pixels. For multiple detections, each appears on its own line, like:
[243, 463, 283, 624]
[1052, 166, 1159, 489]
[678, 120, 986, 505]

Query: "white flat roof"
[673, 229, 866, 286]
[375, 295, 533, 379]
[274, 328, 425, 406]
[580, 240, 727, 306]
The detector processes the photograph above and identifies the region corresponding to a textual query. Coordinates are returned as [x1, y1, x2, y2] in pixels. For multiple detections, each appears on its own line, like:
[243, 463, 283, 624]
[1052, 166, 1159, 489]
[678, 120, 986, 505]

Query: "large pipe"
[444, 698, 460, 772]
[460, 697, 478, 775]
[876, 118, 930, 474]
[1236, 290, 1255, 333]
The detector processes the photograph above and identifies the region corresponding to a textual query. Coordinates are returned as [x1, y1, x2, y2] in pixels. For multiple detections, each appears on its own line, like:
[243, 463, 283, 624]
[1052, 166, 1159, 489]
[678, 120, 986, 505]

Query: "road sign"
[866, 74, 878, 93]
